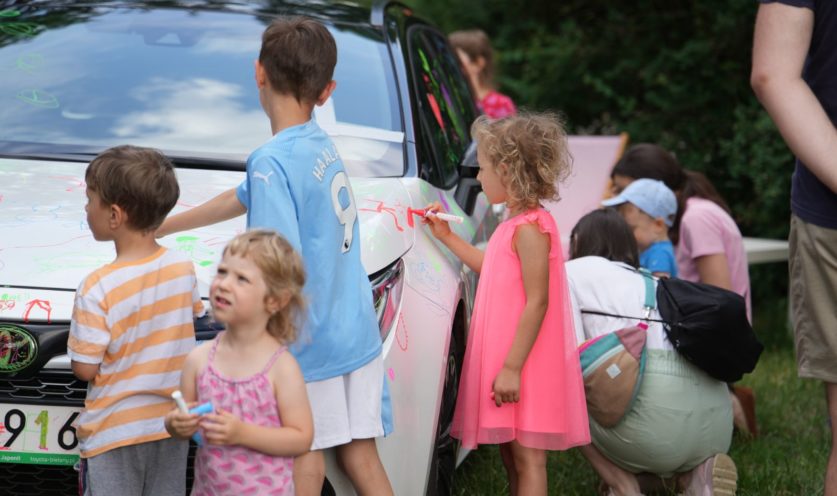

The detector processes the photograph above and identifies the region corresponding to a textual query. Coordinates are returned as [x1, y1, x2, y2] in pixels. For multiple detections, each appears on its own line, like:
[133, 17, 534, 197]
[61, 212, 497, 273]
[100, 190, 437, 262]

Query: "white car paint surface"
[0, 156, 494, 496]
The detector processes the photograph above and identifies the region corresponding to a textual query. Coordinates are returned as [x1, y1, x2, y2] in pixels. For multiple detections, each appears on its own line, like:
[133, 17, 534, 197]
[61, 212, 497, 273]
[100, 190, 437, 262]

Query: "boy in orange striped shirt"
[68, 145, 205, 496]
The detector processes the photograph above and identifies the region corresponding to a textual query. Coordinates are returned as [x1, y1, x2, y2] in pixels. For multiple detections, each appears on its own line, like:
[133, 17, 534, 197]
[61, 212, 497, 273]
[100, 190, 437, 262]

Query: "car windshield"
[0, 5, 404, 176]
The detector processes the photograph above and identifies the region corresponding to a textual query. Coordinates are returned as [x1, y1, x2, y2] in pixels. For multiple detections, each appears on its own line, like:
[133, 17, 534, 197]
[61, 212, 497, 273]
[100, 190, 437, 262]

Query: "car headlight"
[370, 259, 404, 341]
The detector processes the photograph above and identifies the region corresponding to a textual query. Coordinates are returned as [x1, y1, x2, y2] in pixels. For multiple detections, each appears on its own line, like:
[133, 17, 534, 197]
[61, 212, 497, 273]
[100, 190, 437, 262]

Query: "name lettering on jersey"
[312, 145, 340, 182]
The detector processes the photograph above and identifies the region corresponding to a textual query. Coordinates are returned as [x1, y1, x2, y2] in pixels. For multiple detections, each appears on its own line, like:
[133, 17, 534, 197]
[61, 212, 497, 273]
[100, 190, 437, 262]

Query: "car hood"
[0, 157, 413, 323]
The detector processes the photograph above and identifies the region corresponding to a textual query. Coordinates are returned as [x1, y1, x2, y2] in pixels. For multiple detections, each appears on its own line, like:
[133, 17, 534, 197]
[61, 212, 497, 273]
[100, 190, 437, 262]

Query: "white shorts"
[306, 354, 386, 450]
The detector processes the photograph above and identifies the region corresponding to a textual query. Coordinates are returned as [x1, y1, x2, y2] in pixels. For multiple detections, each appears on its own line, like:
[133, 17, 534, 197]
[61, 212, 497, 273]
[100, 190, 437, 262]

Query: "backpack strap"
[637, 268, 657, 319]
[581, 266, 660, 323]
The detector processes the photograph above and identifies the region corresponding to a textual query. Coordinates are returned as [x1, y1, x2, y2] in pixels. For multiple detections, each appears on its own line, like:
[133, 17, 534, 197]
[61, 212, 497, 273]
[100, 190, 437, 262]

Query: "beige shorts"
[789, 215, 837, 383]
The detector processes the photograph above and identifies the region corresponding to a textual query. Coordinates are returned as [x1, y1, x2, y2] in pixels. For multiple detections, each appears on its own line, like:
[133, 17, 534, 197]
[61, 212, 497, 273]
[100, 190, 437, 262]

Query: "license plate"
[0, 404, 80, 466]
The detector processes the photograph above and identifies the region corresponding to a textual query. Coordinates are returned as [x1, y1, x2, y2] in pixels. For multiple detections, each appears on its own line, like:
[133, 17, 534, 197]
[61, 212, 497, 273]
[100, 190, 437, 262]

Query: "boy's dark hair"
[259, 17, 337, 104]
[85, 145, 179, 232]
[570, 208, 640, 268]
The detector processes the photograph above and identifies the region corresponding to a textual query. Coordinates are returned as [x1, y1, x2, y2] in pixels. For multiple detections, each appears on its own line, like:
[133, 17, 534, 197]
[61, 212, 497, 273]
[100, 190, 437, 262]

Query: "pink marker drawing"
[410, 208, 464, 224]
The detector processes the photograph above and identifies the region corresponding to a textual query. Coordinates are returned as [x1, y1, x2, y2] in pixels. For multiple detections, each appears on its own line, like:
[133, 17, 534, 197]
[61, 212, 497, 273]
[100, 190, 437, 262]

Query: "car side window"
[408, 27, 478, 189]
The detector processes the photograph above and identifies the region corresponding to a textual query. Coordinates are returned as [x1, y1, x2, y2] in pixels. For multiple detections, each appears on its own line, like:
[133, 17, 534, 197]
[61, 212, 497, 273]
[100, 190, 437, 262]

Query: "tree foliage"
[413, 0, 793, 240]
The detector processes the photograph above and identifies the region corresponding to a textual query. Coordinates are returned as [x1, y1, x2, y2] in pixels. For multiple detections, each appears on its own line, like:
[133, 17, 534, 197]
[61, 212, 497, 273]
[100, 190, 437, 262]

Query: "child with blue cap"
[602, 178, 678, 278]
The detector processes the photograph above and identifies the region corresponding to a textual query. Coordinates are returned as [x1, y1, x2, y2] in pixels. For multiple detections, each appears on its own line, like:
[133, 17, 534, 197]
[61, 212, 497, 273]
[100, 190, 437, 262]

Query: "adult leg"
[335, 438, 393, 496]
[579, 444, 642, 496]
[825, 383, 837, 496]
[509, 441, 547, 496]
[499, 442, 519, 496]
[294, 450, 326, 496]
[789, 217, 837, 494]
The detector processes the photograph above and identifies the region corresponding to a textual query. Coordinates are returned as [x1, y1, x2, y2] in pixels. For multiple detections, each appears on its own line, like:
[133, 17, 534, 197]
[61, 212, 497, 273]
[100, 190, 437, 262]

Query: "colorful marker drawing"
[16, 53, 44, 74]
[395, 314, 408, 351]
[22, 299, 52, 323]
[48, 175, 85, 192]
[0, 22, 37, 37]
[359, 199, 405, 232]
[16, 89, 59, 109]
[35, 410, 48, 450]
[174, 235, 216, 267]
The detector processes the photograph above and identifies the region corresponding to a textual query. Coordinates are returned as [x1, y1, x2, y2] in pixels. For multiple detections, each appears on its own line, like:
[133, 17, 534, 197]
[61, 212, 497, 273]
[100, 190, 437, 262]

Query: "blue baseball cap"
[602, 178, 677, 226]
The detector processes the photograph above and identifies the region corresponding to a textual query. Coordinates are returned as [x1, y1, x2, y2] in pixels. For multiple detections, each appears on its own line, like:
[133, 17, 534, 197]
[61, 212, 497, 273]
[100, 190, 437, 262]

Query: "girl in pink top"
[166, 230, 313, 495]
[449, 29, 518, 119]
[610, 144, 756, 437]
[424, 113, 590, 495]
[610, 146, 752, 319]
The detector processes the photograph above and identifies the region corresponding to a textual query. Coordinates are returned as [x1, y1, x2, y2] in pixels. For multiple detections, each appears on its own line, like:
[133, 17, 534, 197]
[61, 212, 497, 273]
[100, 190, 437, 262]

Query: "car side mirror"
[454, 141, 481, 215]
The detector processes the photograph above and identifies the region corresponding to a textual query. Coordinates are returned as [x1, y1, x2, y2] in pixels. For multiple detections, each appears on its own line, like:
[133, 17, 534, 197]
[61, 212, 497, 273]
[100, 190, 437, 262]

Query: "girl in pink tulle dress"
[424, 113, 590, 494]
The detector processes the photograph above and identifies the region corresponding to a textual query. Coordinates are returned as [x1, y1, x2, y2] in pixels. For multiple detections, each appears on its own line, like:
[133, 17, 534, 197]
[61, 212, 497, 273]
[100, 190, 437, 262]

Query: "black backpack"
[656, 277, 763, 382]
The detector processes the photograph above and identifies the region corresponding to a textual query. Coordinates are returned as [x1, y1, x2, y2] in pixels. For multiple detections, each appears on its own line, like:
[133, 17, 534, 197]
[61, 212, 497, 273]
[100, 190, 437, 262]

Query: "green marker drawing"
[0, 9, 20, 17]
[16, 89, 59, 109]
[174, 236, 215, 267]
[0, 22, 36, 37]
[16, 53, 44, 73]
[35, 410, 49, 450]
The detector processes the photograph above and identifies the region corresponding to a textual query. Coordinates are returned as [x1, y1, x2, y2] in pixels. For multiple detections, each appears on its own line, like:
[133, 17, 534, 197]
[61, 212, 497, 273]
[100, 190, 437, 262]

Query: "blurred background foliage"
[409, 0, 793, 335]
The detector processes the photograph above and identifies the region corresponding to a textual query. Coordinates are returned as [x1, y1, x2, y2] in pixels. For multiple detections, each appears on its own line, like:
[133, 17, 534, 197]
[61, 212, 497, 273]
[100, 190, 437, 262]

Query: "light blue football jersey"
[236, 120, 382, 382]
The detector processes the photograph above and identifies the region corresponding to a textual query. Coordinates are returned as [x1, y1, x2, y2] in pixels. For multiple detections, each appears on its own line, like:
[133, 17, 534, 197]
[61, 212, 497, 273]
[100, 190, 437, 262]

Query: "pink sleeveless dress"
[451, 208, 590, 450]
[191, 334, 294, 495]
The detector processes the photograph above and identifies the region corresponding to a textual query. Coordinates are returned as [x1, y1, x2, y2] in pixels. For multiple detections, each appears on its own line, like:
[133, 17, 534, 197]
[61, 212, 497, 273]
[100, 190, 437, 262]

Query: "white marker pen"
[171, 390, 189, 413]
[426, 211, 464, 224]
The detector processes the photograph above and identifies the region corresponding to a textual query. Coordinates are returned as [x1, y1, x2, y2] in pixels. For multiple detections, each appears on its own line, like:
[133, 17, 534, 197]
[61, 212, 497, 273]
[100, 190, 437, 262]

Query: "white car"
[0, 2, 497, 494]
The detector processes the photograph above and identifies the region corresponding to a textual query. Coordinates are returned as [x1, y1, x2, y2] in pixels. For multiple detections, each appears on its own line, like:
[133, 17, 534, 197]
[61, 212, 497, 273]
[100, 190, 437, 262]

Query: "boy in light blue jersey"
[603, 178, 679, 278]
[158, 17, 393, 496]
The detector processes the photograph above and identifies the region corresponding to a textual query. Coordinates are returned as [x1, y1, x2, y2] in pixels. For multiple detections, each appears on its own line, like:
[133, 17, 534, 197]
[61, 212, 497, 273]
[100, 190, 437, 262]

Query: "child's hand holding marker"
[165, 390, 201, 440]
[413, 208, 464, 224]
[416, 202, 462, 241]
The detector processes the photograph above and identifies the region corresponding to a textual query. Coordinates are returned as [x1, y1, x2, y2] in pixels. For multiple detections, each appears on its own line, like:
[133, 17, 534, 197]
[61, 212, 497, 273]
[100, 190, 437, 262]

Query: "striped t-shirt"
[68, 247, 205, 458]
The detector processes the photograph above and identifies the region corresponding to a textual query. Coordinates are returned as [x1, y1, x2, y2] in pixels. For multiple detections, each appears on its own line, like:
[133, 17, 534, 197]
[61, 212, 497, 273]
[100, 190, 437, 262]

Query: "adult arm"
[157, 188, 246, 237]
[695, 253, 733, 291]
[751, 2, 837, 193]
[492, 224, 550, 406]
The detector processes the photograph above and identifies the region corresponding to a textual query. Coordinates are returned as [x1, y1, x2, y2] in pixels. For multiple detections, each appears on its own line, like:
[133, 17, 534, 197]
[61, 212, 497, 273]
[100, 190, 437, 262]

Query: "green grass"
[453, 319, 830, 494]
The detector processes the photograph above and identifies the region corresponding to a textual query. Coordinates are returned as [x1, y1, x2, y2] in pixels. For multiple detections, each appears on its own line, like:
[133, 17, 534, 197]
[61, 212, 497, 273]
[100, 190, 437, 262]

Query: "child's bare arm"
[157, 188, 246, 237]
[422, 202, 484, 273]
[165, 344, 205, 439]
[492, 224, 550, 406]
[200, 352, 313, 456]
[71, 361, 99, 382]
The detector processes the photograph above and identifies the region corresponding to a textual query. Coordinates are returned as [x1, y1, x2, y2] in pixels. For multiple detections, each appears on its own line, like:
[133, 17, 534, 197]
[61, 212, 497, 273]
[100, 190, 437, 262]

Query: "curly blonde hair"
[472, 112, 573, 211]
[222, 230, 306, 344]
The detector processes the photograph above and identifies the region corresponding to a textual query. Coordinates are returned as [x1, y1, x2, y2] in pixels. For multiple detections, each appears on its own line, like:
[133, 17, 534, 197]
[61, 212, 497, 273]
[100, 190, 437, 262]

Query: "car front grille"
[0, 371, 87, 406]
[0, 462, 78, 496]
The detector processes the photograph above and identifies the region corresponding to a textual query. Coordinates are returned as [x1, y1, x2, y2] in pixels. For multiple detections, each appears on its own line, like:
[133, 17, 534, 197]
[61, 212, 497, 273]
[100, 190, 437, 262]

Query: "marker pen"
[411, 208, 464, 224]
